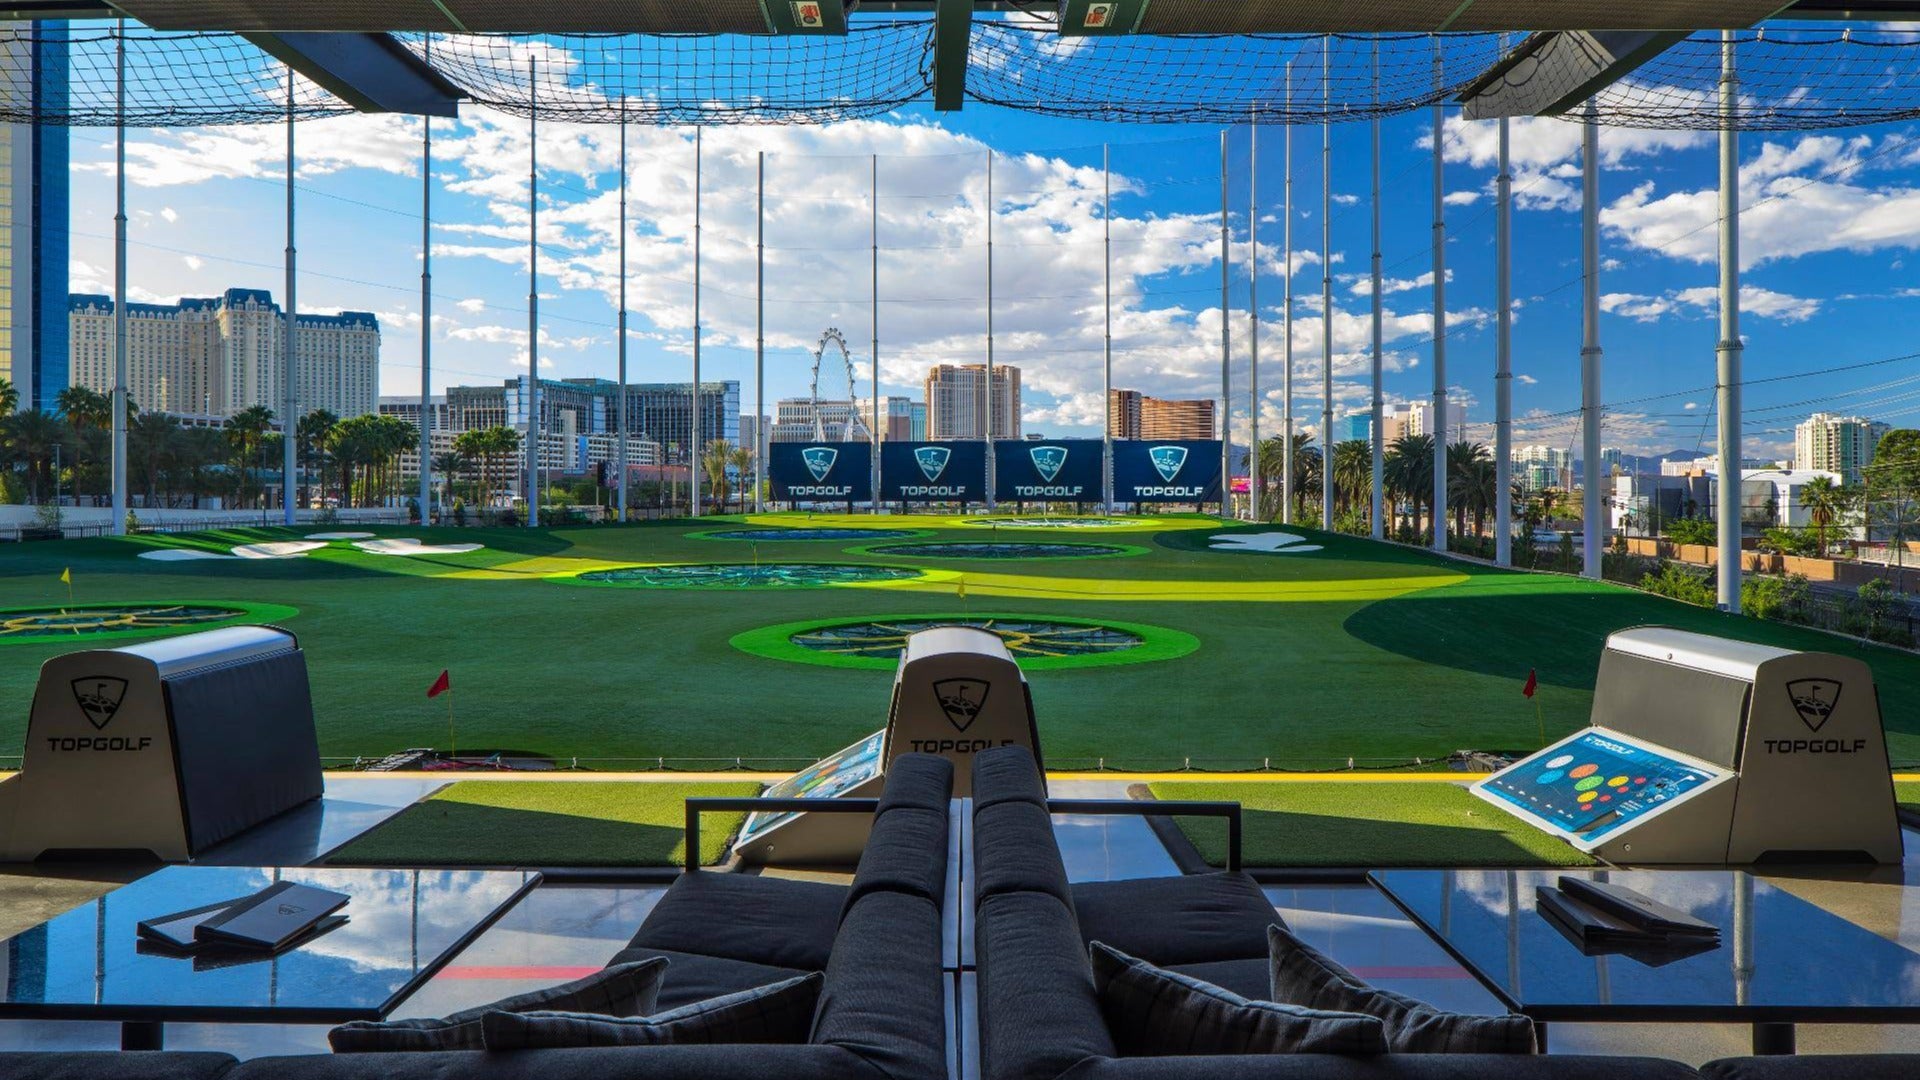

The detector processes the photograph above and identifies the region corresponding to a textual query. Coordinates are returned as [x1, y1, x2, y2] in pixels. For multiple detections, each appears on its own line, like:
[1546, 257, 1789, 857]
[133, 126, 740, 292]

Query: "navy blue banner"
[881, 441, 987, 502]
[769, 442, 873, 502]
[995, 439, 1104, 503]
[1112, 440, 1223, 503]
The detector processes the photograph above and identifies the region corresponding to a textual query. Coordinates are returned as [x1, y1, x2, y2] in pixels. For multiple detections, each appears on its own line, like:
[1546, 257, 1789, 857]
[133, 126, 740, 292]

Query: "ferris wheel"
[809, 327, 868, 442]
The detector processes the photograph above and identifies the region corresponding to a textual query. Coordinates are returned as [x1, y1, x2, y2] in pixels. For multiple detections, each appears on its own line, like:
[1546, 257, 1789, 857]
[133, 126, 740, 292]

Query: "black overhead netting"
[5, 20, 1920, 131]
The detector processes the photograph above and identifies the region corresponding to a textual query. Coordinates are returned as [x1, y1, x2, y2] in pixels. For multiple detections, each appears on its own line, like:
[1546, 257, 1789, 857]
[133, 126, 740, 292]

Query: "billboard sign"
[769, 441, 873, 502]
[995, 439, 1105, 502]
[1112, 439, 1223, 503]
[881, 441, 987, 502]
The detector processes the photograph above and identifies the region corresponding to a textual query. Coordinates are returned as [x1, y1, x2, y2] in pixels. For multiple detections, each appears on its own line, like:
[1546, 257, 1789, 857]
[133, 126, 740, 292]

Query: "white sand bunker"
[138, 548, 240, 562]
[232, 541, 329, 559]
[305, 531, 374, 541]
[1211, 532, 1323, 554]
[351, 538, 485, 556]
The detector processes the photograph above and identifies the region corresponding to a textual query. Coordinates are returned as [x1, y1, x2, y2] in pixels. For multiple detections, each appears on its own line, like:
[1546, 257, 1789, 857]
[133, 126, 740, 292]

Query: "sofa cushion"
[1091, 942, 1386, 1058]
[878, 754, 955, 815]
[977, 890, 1118, 1080]
[328, 958, 667, 1053]
[847, 804, 949, 909]
[1702, 1057, 1920, 1080]
[627, 871, 846, 972]
[972, 746, 1049, 811]
[480, 972, 822, 1050]
[1167, 958, 1271, 1002]
[1051, 1053, 1707, 1079]
[0, 1053, 240, 1080]
[975, 799, 1075, 908]
[226, 1045, 870, 1080]
[1072, 874, 1277, 966]
[1268, 925, 1535, 1055]
[606, 946, 809, 1011]
[812, 889, 948, 1080]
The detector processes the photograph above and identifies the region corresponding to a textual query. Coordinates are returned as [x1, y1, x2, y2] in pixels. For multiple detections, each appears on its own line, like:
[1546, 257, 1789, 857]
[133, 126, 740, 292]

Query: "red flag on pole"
[428, 670, 451, 698]
[1522, 669, 1538, 699]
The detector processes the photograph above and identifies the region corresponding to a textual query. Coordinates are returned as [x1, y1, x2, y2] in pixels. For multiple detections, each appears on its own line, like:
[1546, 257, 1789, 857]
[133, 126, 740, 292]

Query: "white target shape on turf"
[1209, 532, 1323, 554]
[352, 538, 485, 556]
[137, 548, 240, 561]
[232, 541, 329, 559]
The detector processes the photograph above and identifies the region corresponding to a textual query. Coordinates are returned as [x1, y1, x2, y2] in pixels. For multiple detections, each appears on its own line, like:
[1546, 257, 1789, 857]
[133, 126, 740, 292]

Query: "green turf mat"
[1896, 781, 1920, 816]
[325, 780, 764, 868]
[1146, 781, 1598, 869]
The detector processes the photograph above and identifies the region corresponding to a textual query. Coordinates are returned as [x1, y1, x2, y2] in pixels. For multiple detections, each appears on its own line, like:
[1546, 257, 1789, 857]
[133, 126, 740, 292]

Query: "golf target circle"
[0, 602, 297, 644]
[695, 528, 928, 542]
[862, 541, 1141, 560]
[960, 517, 1141, 529]
[567, 563, 922, 589]
[732, 614, 1200, 671]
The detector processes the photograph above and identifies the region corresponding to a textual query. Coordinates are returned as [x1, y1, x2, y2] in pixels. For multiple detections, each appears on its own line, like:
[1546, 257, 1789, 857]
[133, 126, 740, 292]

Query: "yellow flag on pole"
[957, 578, 967, 600]
[60, 568, 71, 585]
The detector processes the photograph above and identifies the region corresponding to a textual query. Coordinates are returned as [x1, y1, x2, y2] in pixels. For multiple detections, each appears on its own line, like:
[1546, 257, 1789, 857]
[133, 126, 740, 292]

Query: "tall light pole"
[418, 98, 434, 522]
[1103, 144, 1114, 514]
[985, 149, 996, 508]
[1580, 102, 1604, 580]
[1249, 113, 1261, 522]
[1320, 40, 1334, 533]
[1282, 62, 1293, 526]
[111, 20, 127, 534]
[1370, 41, 1385, 542]
[1220, 129, 1232, 522]
[616, 108, 629, 521]
[1495, 107, 1514, 566]
[755, 150, 766, 513]
[1717, 31, 1744, 611]
[690, 127, 703, 518]
[871, 153, 881, 512]
[282, 68, 298, 524]
[526, 56, 540, 528]
[1430, 43, 1448, 552]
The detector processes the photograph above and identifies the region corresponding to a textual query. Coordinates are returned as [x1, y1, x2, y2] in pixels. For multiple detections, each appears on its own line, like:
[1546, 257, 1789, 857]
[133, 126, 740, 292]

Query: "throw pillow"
[1268, 923, 1537, 1054]
[1089, 941, 1386, 1057]
[481, 971, 823, 1050]
[329, 957, 668, 1053]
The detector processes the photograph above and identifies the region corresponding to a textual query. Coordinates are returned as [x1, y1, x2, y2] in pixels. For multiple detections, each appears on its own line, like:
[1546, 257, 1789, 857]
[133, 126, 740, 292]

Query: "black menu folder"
[192, 882, 351, 951]
[137, 896, 253, 951]
[1558, 876, 1720, 938]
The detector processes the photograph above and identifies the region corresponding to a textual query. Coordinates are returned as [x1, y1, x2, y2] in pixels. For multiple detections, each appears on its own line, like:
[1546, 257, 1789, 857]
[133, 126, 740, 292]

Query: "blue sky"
[61, 33, 1920, 460]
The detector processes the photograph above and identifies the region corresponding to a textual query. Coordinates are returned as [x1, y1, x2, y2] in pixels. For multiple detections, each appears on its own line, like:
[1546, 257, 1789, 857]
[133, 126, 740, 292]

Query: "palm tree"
[1385, 433, 1436, 536]
[0, 377, 18, 415]
[55, 386, 111, 502]
[227, 404, 276, 508]
[701, 439, 734, 510]
[1331, 439, 1373, 518]
[129, 411, 182, 508]
[1801, 474, 1846, 555]
[3, 410, 69, 503]
[1446, 441, 1493, 538]
[297, 409, 337, 508]
[727, 445, 753, 510]
[433, 451, 470, 509]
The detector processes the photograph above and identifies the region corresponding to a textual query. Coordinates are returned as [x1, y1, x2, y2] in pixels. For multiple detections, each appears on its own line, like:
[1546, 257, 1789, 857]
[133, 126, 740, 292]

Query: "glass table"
[1371, 869, 1920, 1056]
[0, 865, 539, 1049]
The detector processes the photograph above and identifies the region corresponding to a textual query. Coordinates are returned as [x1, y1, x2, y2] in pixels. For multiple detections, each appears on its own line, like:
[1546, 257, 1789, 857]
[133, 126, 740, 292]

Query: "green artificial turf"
[1147, 781, 1599, 868]
[3, 516, 1919, 770]
[324, 780, 763, 867]
[1896, 781, 1920, 816]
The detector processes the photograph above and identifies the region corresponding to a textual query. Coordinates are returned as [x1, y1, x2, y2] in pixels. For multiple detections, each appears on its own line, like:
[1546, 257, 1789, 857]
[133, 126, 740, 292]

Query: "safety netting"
[4, 20, 1920, 131]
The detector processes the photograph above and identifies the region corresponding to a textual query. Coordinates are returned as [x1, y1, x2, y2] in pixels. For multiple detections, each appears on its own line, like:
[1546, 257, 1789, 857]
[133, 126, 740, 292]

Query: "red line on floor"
[438, 965, 602, 980]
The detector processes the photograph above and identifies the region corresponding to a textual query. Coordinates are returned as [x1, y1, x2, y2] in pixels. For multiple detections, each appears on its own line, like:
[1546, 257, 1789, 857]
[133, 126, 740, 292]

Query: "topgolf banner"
[881, 441, 988, 502]
[994, 439, 1105, 503]
[768, 442, 874, 502]
[1111, 440, 1223, 503]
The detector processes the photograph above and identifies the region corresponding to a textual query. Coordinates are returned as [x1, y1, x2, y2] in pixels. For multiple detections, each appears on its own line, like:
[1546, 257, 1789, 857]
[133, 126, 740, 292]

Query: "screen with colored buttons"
[1479, 729, 1723, 843]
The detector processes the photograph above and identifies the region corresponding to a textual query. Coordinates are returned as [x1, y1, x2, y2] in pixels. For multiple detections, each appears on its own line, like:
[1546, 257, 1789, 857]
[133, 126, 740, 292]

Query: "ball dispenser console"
[0, 626, 323, 862]
[1473, 626, 1900, 864]
[733, 625, 1041, 865]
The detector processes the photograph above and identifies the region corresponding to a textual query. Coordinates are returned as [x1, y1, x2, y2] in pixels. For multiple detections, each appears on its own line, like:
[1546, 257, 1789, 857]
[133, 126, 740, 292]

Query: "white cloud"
[160, 206, 179, 223]
[1516, 374, 1538, 385]
[1429, 115, 1710, 212]
[182, 255, 205, 271]
[1601, 285, 1821, 324]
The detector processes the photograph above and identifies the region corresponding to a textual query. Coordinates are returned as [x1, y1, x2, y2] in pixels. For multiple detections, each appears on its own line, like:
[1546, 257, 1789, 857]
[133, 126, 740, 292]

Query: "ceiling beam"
[931, 0, 971, 111]
[241, 31, 463, 117]
[1457, 30, 1690, 119]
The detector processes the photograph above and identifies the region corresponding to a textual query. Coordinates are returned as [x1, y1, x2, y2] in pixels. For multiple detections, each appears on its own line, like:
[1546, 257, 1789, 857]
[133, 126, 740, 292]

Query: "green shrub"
[1334, 507, 1370, 537]
[1742, 573, 1811, 622]
[1667, 517, 1717, 546]
[1760, 527, 1820, 557]
[1641, 561, 1715, 607]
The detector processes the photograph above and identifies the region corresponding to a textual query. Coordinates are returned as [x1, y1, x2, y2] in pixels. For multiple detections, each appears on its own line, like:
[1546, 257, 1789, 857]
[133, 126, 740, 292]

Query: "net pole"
[1430, 43, 1448, 553]
[1320, 40, 1334, 533]
[1495, 101, 1513, 567]
[110, 21, 127, 535]
[871, 153, 880, 514]
[1103, 143, 1113, 515]
[1282, 62, 1293, 527]
[1248, 111, 1261, 522]
[691, 126, 703, 518]
[617, 107, 629, 521]
[283, 66, 297, 526]
[1580, 101, 1603, 580]
[985, 149, 996, 509]
[756, 150, 765, 513]
[1219, 129, 1231, 522]
[419, 75, 434, 525]
[526, 55, 540, 529]
[1716, 30, 1744, 611]
[1371, 40, 1385, 542]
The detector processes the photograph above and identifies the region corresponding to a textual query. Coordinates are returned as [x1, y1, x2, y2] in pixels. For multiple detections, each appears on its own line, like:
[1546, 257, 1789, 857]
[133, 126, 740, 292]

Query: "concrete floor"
[0, 775, 1915, 1066]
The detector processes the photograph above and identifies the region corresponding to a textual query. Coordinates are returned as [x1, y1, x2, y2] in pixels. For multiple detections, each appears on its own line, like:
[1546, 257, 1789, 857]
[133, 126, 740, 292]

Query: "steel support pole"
[419, 104, 433, 521]
[110, 22, 127, 533]
[526, 57, 540, 528]
[755, 151, 765, 513]
[691, 127, 703, 518]
[1431, 50, 1448, 553]
[1320, 42, 1334, 533]
[1371, 51, 1385, 541]
[1282, 64, 1294, 526]
[1717, 31, 1744, 611]
[985, 150, 996, 507]
[871, 153, 881, 513]
[1495, 112, 1514, 566]
[283, 68, 298, 524]
[1580, 103, 1603, 579]
[1103, 144, 1114, 514]
[1220, 130, 1232, 522]
[617, 110, 629, 520]
[1248, 115, 1261, 521]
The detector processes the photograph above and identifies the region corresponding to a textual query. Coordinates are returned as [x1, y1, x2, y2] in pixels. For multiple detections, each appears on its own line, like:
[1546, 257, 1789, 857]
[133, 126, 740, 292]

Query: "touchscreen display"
[736, 730, 886, 844]
[1477, 729, 1722, 844]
